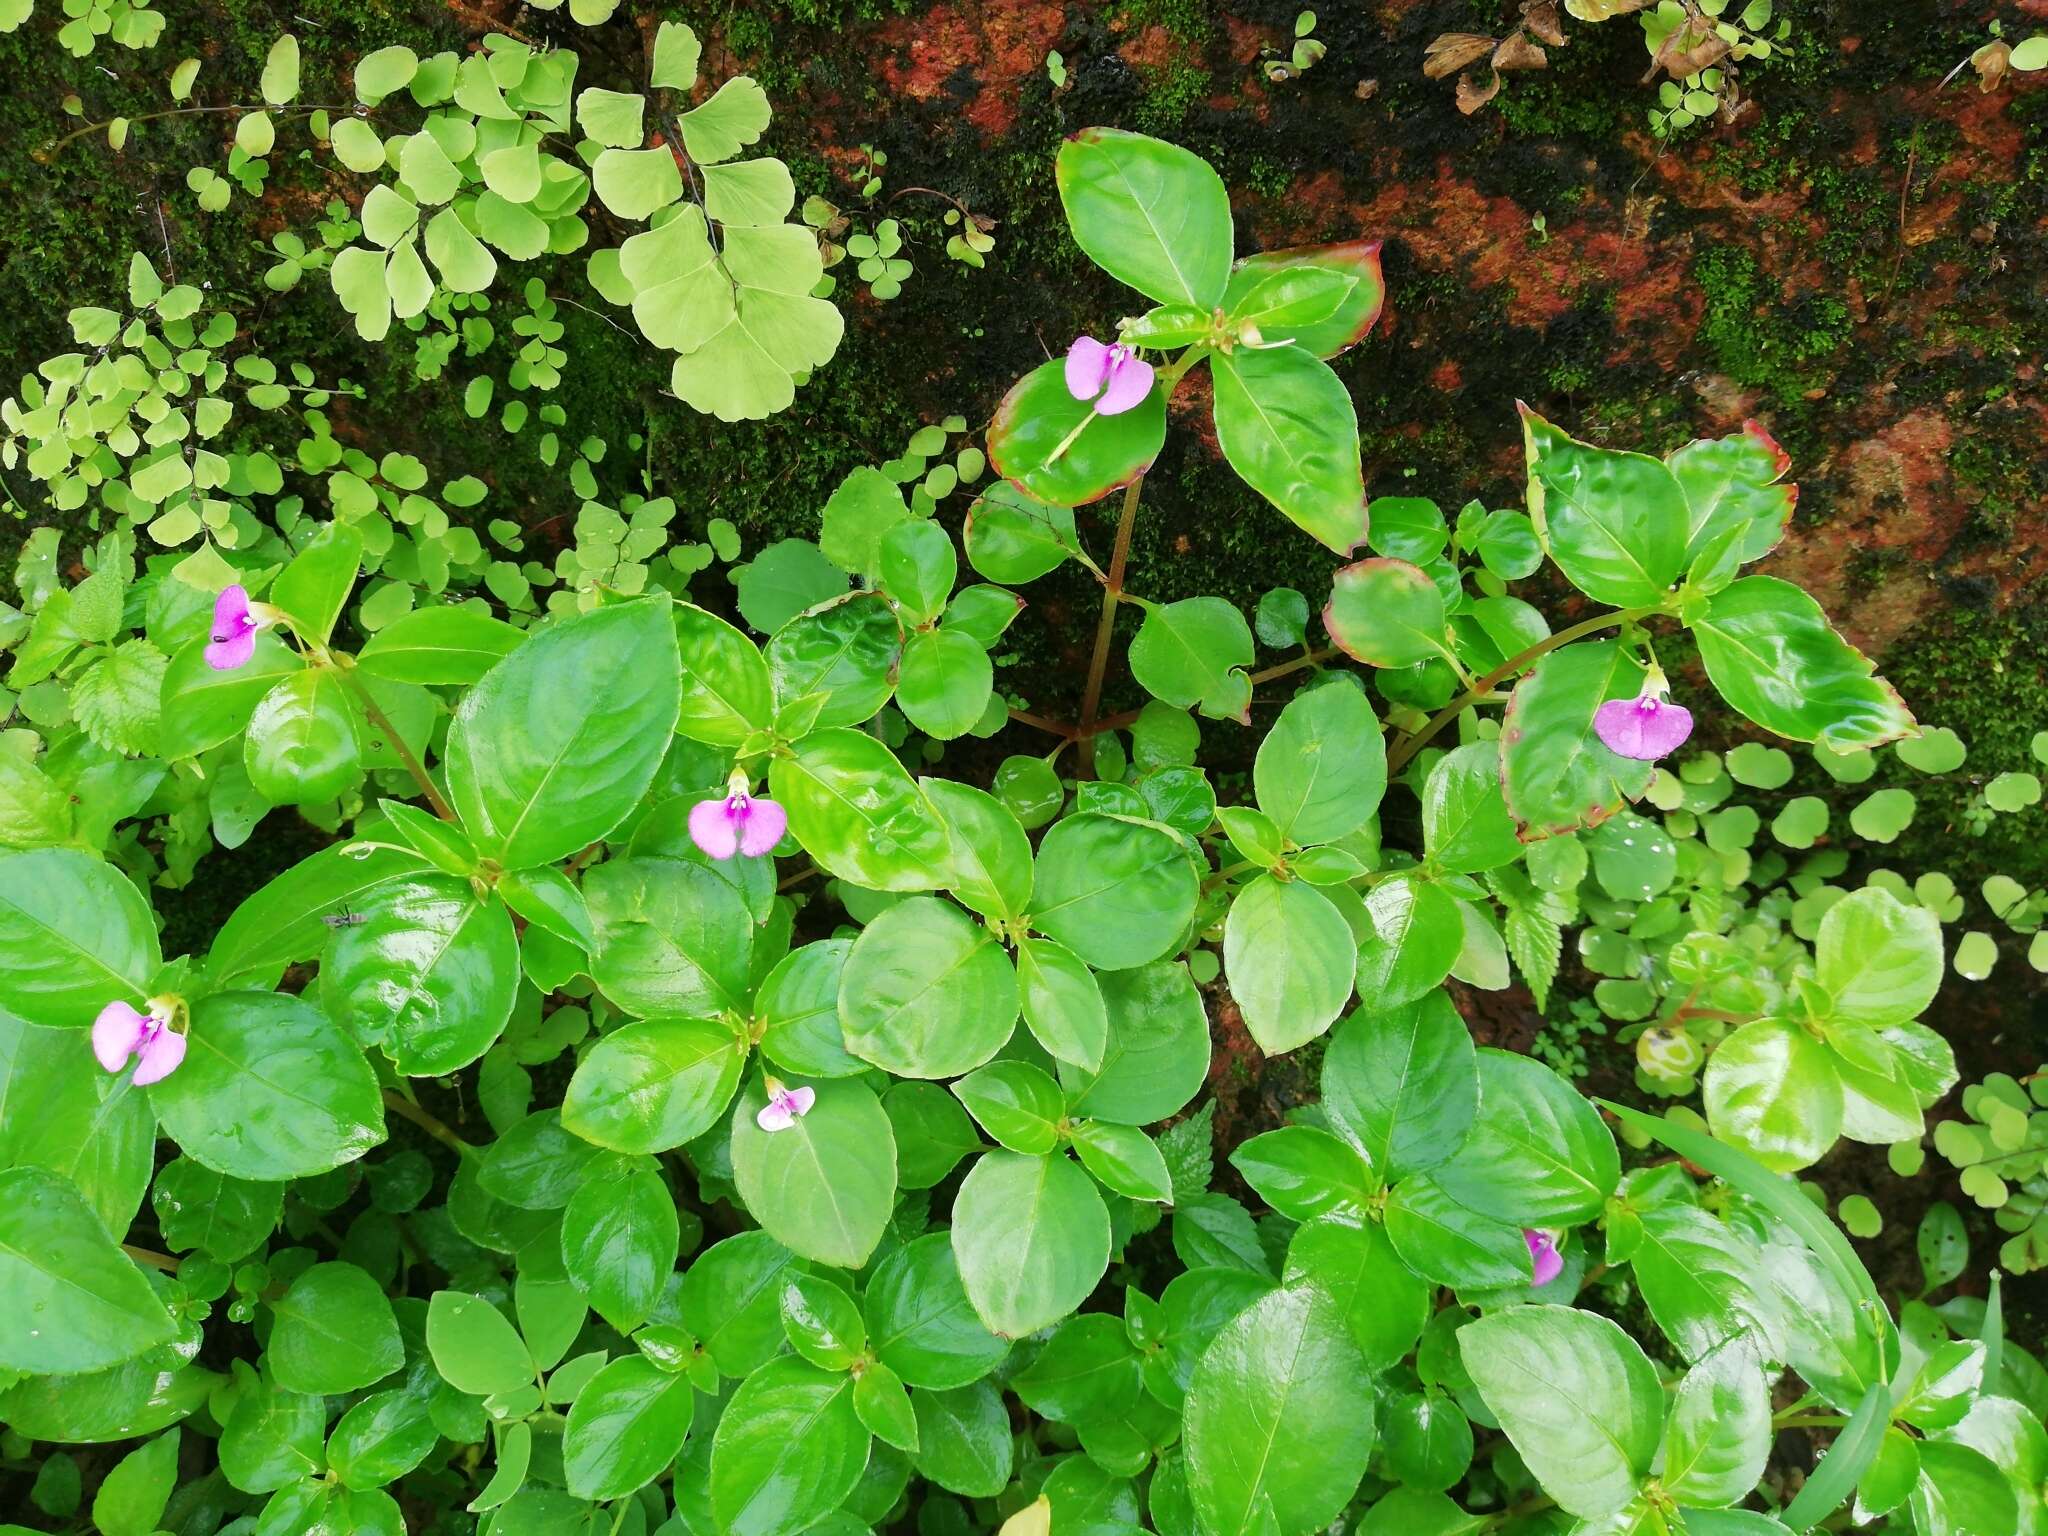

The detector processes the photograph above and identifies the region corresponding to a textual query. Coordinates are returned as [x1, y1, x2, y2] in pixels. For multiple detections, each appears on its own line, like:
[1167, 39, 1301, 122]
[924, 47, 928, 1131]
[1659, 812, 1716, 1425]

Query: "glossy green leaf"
[1324, 558, 1451, 668]
[1055, 127, 1231, 307]
[709, 1356, 867, 1536]
[770, 729, 950, 892]
[1222, 240, 1386, 358]
[865, 1233, 1009, 1388]
[1223, 875, 1355, 1054]
[674, 602, 775, 746]
[564, 1355, 696, 1501]
[0, 1167, 173, 1374]
[987, 358, 1166, 509]
[1703, 1020, 1843, 1173]
[1254, 680, 1385, 846]
[1030, 813, 1197, 970]
[840, 896, 1018, 1078]
[731, 1076, 896, 1269]
[1211, 344, 1368, 554]
[1185, 1284, 1376, 1536]
[151, 992, 385, 1180]
[1692, 577, 1915, 750]
[269, 1261, 402, 1395]
[446, 599, 681, 870]
[561, 1016, 745, 1154]
[1521, 406, 1686, 605]
[1501, 641, 1655, 839]
[0, 850, 159, 1029]
[952, 1150, 1110, 1338]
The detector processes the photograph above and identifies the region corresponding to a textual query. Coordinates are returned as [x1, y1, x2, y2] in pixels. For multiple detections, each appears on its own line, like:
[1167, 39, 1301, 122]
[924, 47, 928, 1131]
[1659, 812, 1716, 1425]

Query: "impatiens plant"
[0, 34, 2041, 1536]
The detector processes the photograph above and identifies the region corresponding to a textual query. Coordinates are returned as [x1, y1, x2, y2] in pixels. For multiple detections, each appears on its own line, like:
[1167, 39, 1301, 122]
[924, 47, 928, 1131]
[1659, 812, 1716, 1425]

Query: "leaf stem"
[1076, 474, 1145, 777]
[123, 1244, 181, 1273]
[382, 1088, 471, 1153]
[40, 102, 351, 159]
[338, 664, 458, 822]
[1385, 604, 1657, 776]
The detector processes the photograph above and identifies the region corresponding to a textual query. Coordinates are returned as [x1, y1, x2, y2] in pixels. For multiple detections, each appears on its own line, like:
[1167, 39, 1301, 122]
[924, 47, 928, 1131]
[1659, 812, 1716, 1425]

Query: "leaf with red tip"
[1665, 421, 1797, 567]
[988, 359, 1165, 509]
[1223, 241, 1386, 359]
[1323, 558, 1451, 668]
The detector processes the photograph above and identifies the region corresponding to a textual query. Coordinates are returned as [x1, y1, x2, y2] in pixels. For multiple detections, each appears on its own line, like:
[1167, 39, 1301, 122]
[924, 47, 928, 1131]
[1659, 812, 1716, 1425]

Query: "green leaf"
[1629, 1205, 1784, 1365]
[272, 521, 360, 644]
[1222, 240, 1386, 358]
[898, 629, 993, 740]
[1905, 1441, 2018, 1536]
[1521, 406, 1686, 605]
[1069, 1119, 1173, 1201]
[650, 20, 701, 88]
[356, 605, 524, 685]
[1324, 557, 1451, 668]
[586, 857, 753, 1019]
[245, 669, 361, 804]
[1354, 874, 1463, 1007]
[1211, 345, 1368, 554]
[1055, 127, 1232, 307]
[328, 1389, 438, 1490]
[1254, 680, 1385, 846]
[952, 1150, 1110, 1338]
[0, 1167, 174, 1374]
[1058, 961, 1210, 1126]
[561, 1164, 677, 1332]
[1130, 597, 1253, 719]
[1283, 1216, 1428, 1371]
[1460, 1305, 1663, 1519]
[1432, 1049, 1619, 1225]
[92, 1430, 180, 1536]
[1692, 576, 1915, 749]
[1223, 875, 1356, 1053]
[1666, 422, 1794, 565]
[913, 1379, 1014, 1496]
[206, 843, 418, 989]
[923, 778, 1033, 923]
[840, 897, 1018, 1078]
[767, 593, 902, 730]
[1383, 1173, 1532, 1288]
[952, 1061, 1064, 1154]
[565, 1355, 696, 1501]
[865, 1232, 1009, 1388]
[1230, 1125, 1374, 1220]
[1321, 989, 1475, 1184]
[1030, 813, 1198, 970]
[269, 1261, 402, 1395]
[678, 76, 772, 165]
[150, 992, 385, 1180]
[964, 484, 1080, 584]
[318, 877, 518, 1075]
[988, 358, 1166, 509]
[1703, 1020, 1843, 1173]
[1, 1014, 157, 1235]
[1015, 936, 1109, 1072]
[561, 1015, 744, 1154]
[1184, 1284, 1377, 1536]
[770, 729, 950, 891]
[1814, 886, 1942, 1029]
[731, 1077, 897, 1268]
[593, 147, 683, 220]
[674, 602, 775, 746]
[778, 1271, 866, 1371]
[1501, 641, 1655, 839]
[0, 849, 159, 1028]
[447, 598, 681, 870]
[1422, 743, 1521, 873]
[428, 1289, 533, 1396]
[709, 1356, 866, 1536]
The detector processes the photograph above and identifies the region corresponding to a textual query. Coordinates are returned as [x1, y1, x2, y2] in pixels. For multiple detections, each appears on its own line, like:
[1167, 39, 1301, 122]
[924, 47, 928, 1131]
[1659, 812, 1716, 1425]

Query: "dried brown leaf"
[1494, 31, 1549, 71]
[1425, 32, 1498, 79]
[1521, 1, 1568, 46]
[1456, 68, 1503, 113]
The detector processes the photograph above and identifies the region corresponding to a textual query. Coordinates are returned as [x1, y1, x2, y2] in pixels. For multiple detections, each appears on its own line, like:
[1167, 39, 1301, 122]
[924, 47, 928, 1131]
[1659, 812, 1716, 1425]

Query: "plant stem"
[41, 102, 350, 159]
[123, 1244, 180, 1273]
[381, 1088, 471, 1154]
[1076, 474, 1145, 777]
[1385, 604, 1657, 776]
[339, 666, 458, 822]
[1248, 645, 1338, 687]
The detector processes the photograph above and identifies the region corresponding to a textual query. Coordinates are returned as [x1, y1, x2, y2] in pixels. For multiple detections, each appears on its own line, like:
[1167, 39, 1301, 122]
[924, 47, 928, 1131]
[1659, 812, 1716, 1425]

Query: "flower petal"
[204, 628, 258, 672]
[688, 797, 741, 859]
[1594, 697, 1692, 761]
[755, 1099, 797, 1133]
[786, 1085, 816, 1117]
[212, 583, 252, 639]
[1063, 336, 1112, 403]
[736, 797, 788, 858]
[1524, 1228, 1564, 1287]
[1095, 354, 1156, 416]
[132, 1027, 187, 1087]
[92, 1001, 150, 1072]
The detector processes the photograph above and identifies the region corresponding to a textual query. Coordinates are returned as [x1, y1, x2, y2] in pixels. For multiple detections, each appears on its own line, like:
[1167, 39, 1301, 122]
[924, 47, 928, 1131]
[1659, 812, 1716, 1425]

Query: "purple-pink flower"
[92, 999, 186, 1086]
[688, 773, 787, 861]
[1064, 336, 1155, 417]
[205, 584, 273, 671]
[1594, 665, 1693, 761]
[1524, 1228, 1563, 1287]
[756, 1080, 816, 1133]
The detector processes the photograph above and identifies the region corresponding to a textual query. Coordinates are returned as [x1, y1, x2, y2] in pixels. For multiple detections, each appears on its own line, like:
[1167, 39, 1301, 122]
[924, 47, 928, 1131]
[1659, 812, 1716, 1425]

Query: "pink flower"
[1594, 665, 1693, 761]
[687, 774, 787, 860]
[205, 584, 270, 671]
[1064, 336, 1155, 416]
[92, 1000, 186, 1086]
[1524, 1228, 1563, 1287]
[756, 1081, 816, 1133]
